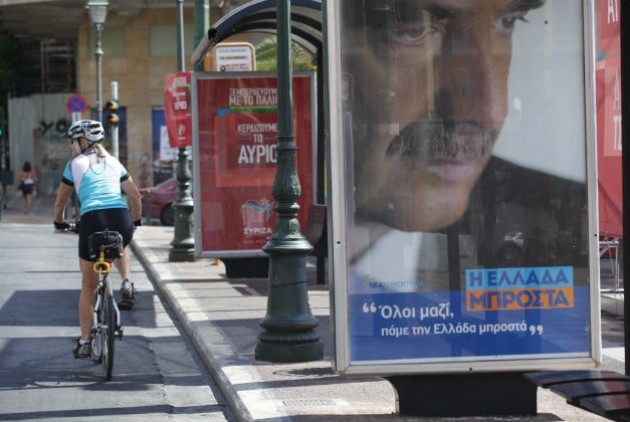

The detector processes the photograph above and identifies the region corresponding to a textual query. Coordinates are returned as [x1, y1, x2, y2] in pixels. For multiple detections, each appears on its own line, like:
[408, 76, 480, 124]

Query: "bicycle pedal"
[118, 299, 134, 310]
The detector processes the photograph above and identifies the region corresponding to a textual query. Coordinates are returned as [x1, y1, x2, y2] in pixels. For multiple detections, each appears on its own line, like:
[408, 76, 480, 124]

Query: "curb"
[131, 237, 288, 422]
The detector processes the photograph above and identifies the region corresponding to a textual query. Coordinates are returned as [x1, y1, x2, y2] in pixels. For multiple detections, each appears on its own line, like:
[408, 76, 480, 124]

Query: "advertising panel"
[596, 0, 622, 237]
[326, 1, 600, 374]
[164, 71, 192, 148]
[151, 109, 192, 185]
[193, 72, 315, 257]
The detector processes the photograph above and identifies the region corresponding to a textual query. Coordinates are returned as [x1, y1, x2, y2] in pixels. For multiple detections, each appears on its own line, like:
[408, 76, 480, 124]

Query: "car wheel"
[160, 204, 175, 226]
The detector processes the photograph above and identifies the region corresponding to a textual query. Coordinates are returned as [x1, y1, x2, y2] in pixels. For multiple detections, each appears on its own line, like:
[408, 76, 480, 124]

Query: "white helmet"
[66, 120, 105, 143]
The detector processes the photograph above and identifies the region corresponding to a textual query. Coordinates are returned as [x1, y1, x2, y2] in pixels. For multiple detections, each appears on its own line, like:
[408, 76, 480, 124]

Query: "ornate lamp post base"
[255, 238, 323, 363]
[256, 338, 324, 363]
[169, 249, 195, 262]
[168, 205, 195, 262]
[169, 146, 195, 262]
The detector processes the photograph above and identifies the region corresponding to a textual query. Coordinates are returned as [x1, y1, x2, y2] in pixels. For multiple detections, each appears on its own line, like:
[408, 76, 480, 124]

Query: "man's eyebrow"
[504, 0, 545, 13]
[402, 1, 454, 19]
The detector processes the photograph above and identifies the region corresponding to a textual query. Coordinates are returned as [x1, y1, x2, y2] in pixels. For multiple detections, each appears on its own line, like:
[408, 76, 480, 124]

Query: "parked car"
[140, 178, 179, 226]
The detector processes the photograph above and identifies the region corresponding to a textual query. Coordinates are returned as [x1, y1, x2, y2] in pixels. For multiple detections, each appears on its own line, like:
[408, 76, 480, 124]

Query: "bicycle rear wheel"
[100, 291, 116, 380]
[91, 292, 103, 363]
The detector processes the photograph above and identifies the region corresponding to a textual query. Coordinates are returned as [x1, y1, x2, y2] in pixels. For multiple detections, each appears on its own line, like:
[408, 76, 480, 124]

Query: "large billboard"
[325, 0, 600, 374]
[193, 72, 316, 257]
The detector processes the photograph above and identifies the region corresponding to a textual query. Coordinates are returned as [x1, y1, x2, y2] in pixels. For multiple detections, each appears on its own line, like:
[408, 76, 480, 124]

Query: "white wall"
[9, 93, 73, 196]
[494, 1, 589, 183]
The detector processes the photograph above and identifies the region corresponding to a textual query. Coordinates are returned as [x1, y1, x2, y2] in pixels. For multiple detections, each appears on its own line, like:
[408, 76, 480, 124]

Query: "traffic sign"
[66, 95, 88, 113]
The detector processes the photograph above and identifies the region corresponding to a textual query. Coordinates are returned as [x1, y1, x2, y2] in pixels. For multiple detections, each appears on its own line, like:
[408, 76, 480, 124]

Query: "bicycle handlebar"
[54, 221, 80, 234]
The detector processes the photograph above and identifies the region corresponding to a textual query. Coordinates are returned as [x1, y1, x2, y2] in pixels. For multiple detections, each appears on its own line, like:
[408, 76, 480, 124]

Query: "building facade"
[3, 1, 252, 194]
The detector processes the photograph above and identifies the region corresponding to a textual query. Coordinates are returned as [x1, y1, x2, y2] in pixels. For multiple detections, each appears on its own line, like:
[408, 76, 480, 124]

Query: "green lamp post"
[254, 0, 323, 362]
[194, 0, 209, 72]
[86, 0, 108, 122]
[169, 0, 195, 262]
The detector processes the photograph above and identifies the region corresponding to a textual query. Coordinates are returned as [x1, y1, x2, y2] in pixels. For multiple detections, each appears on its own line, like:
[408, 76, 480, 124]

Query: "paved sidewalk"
[131, 226, 614, 422]
[2, 194, 623, 420]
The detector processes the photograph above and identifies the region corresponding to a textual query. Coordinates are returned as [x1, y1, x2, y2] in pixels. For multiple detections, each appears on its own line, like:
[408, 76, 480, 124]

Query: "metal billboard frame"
[325, 0, 601, 376]
[191, 70, 318, 259]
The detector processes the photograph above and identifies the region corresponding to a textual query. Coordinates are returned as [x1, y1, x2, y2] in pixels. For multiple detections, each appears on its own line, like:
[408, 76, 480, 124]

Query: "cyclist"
[53, 119, 142, 358]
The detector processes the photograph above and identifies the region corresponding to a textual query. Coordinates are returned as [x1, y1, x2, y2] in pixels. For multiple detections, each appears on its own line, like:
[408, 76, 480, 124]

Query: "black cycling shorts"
[78, 208, 134, 261]
[21, 183, 34, 196]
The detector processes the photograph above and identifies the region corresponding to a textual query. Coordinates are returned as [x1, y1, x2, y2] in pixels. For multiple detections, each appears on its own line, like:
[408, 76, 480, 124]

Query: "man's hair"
[342, 0, 546, 30]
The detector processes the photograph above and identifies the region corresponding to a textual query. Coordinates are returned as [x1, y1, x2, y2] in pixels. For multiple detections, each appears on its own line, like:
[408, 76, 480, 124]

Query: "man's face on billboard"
[345, 0, 544, 231]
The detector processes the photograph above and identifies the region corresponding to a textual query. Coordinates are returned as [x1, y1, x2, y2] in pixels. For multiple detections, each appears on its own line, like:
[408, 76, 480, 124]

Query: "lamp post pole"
[169, 0, 195, 262]
[254, 0, 323, 362]
[194, 0, 209, 72]
[87, 0, 108, 122]
[95, 23, 103, 121]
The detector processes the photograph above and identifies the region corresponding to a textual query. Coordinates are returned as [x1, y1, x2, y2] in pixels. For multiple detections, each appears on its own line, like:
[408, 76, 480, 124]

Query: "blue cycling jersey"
[62, 149, 130, 215]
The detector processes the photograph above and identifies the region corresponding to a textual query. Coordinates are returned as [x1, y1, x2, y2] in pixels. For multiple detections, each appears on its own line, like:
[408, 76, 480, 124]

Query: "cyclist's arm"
[54, 182, 74, 223]
[121, 177, 142, 222]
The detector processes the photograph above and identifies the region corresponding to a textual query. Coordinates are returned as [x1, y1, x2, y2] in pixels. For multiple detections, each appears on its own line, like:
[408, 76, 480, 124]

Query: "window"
[88, 25, 126, 58]
[149, 25, 194, 57]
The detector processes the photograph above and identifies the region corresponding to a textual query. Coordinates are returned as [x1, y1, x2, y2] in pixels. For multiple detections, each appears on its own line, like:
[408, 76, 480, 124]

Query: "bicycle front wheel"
[100, 292, 116, 381]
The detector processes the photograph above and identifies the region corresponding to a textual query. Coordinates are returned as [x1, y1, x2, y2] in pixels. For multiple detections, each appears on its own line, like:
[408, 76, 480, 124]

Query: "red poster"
[602, 57, 622, 158]
[164, 72, 192, 148]
[214, 112, 278, 187]
[596, 0, 622, 237]
[195, 74, 315, 254]
[598, 0, 620, 56]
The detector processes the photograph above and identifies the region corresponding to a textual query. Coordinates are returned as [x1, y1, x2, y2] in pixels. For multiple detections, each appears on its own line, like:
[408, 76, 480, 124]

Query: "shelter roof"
[192, 0, 322, 65]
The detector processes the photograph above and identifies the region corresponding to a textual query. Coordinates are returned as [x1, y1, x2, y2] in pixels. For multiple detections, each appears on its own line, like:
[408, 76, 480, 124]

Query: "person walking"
[53, 120, 142, 358]
[18, 161, 36, 214]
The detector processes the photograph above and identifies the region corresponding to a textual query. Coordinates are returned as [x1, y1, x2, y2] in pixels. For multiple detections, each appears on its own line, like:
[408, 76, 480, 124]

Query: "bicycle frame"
[92, 250, 123, 380]
[92, 274, 122, 334]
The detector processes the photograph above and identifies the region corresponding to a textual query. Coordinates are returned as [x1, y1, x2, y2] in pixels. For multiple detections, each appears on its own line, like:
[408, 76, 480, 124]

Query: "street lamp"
[86, 0, 109, 122]
[254, 0, 323, 363]
[168, 0, 195, 262]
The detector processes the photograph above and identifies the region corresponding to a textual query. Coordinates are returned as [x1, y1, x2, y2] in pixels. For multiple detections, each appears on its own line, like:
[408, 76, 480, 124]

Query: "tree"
[254, 37, 316, 72]
[0, 34, 22, 106]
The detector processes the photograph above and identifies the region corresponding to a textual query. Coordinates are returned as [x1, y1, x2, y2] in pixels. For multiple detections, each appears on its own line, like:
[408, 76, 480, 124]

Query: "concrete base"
[223, 257, 269, 278]
[387, 372, 537, 417]
[255, 340, 323, 363]
[601, 292, 624, 316]
[169, 249, 195, 262]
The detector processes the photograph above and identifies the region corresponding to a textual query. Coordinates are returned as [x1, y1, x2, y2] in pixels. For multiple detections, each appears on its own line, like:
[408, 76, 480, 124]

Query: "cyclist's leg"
[113, 246, 131, 280]
[108, 208, 135, 307]
[76, 213, 98, 357]
[78, 257, 99, 341]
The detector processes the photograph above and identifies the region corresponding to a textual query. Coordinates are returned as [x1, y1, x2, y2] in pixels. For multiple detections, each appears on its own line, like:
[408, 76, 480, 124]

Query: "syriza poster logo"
[240, 199, 273, 236]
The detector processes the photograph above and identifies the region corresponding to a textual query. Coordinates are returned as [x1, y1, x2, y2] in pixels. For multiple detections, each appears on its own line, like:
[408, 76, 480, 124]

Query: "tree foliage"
[0, 34, 25, 118]
[0, 34, 21, 97]
[254, 37, 316, 72]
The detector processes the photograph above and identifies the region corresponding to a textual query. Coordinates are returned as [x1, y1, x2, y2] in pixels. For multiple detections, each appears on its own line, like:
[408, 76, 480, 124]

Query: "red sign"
[164, 72, 192, 148]
[66, 94, 88, 113]
[598, 0, 620, 55]
[195, 74, 315, 254]
[596, 0, 622, 237]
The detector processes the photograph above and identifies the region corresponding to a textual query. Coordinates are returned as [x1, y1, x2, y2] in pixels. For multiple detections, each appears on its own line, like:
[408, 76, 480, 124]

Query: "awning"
[191, 0, 322, 65]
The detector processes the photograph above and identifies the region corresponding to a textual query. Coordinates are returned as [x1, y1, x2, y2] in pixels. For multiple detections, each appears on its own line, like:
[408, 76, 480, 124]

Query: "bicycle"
[88, 230, 124, 381]
[56, 223, 124, 381]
